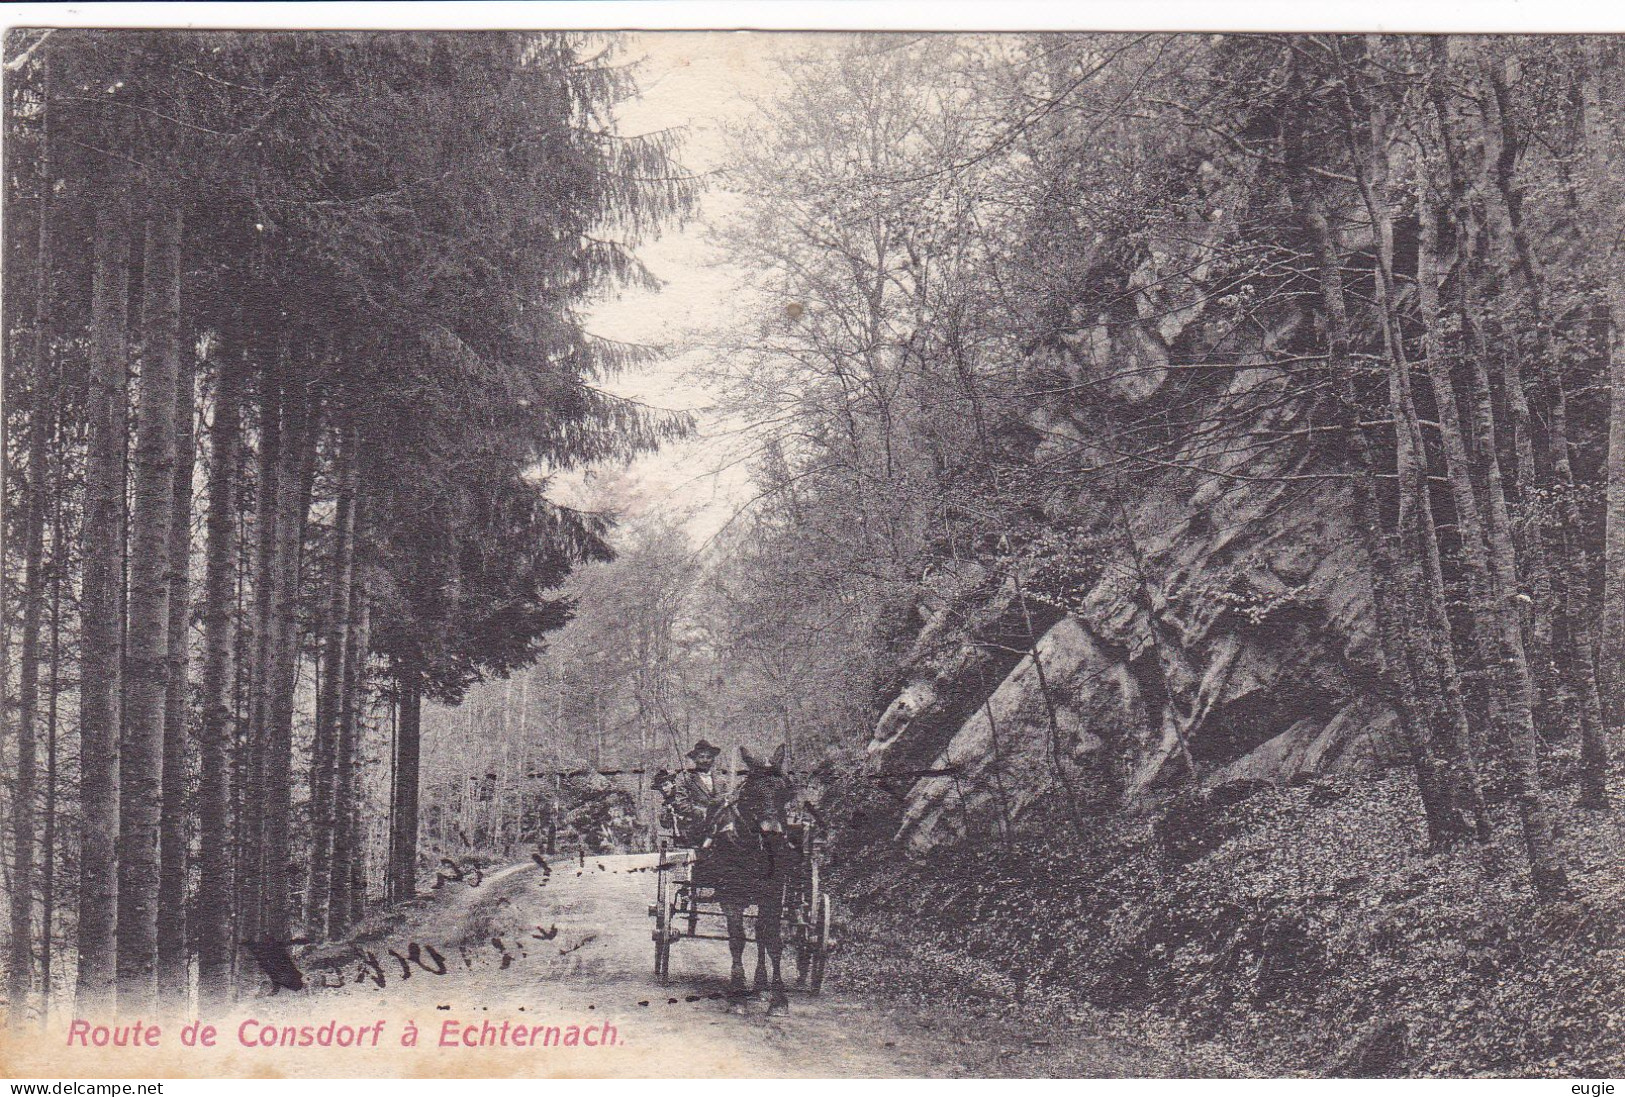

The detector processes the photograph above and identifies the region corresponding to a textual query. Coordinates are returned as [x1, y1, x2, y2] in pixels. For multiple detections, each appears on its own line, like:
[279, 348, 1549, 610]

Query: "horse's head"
[736, 744, 794, 836]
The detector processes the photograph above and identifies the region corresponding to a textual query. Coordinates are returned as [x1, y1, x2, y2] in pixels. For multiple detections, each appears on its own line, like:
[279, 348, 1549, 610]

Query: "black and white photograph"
[1, 4, 1624, 1081]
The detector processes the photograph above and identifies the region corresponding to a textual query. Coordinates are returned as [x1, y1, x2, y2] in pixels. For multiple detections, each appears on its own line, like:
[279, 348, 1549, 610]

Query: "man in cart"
[670, 739, 727, 847]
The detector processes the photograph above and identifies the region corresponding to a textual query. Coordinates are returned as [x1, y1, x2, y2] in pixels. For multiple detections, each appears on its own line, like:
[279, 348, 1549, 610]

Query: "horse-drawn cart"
[649, 822, 836, 993]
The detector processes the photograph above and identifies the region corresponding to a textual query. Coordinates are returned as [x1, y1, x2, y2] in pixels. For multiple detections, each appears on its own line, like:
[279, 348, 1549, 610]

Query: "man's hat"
[686, 739, 722, 760]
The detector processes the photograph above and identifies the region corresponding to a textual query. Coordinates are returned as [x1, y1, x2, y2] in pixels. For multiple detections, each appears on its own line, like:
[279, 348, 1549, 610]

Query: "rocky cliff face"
[866, 304, 1404, 852]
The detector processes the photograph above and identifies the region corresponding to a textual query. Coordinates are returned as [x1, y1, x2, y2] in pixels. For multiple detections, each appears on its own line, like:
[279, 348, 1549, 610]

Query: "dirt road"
[6, 852, 1189, 1078]
[300, 850, 949, 1076]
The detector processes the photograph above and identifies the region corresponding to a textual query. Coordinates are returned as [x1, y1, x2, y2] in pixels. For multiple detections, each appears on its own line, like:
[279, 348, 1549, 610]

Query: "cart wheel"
[653, 853, 672, 982]
[808, 893, 833, 995]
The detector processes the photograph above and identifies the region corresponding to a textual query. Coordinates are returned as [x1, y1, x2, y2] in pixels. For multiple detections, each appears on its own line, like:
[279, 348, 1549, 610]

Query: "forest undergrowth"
[828, 748, 1625, 1077]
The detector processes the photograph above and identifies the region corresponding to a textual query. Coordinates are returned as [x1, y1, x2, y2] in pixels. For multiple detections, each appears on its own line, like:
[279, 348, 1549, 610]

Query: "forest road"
[4, 853, 1187, 1078]
[135, 850, 967, 1076]
[337, 850, 959, 1077]
[300, 849, 1182, 1078]
[245, 849, 1172, 1077]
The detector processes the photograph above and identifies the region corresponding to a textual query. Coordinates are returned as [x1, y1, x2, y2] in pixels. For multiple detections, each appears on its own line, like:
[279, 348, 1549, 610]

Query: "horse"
[697, 744, 797, 1015]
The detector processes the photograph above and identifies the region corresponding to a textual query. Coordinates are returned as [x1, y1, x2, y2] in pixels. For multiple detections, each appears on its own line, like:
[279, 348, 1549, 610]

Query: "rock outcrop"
[867, 296, 1405, 851]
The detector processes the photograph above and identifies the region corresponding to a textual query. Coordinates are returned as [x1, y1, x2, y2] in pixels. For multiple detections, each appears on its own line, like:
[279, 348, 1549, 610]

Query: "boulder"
[892, 617, 1126, 852]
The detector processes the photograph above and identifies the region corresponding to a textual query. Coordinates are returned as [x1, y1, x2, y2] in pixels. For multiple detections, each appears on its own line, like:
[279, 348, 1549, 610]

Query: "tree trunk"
[1466, 327, 1575, 896]
[1343, 85, 1484, 841]
[1543, 359, 1610, 813]
[329, 575, 368, 937]
[7, 398, 44, 1018]
[308, 422, 357, 934]
[197, 349, 242, 1004]
[228, 484, 253, 990]
[1472, 49, 1561, 718]
[76, 199, 132, 1016]
[390, 667, 423, 902]
[351, 601, 371, 927]
[1602, 318, 1625, 728]
[237, 369, 280, 949]
[1415, 172, 1505, 788]
[117, 206, 183, 1012]
[261, 378, 318, 945]
[157, 323, 196, 1009]
[1578, 39, 1624, 778]
[1423, 74, 1573, 892]
[1287, 106, 1474, 844]
[347, 630, 371, 929]
[1482, 54, 1609, 808]
[9, 88, 56, 1019]
[41, 447, 64, 1020]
